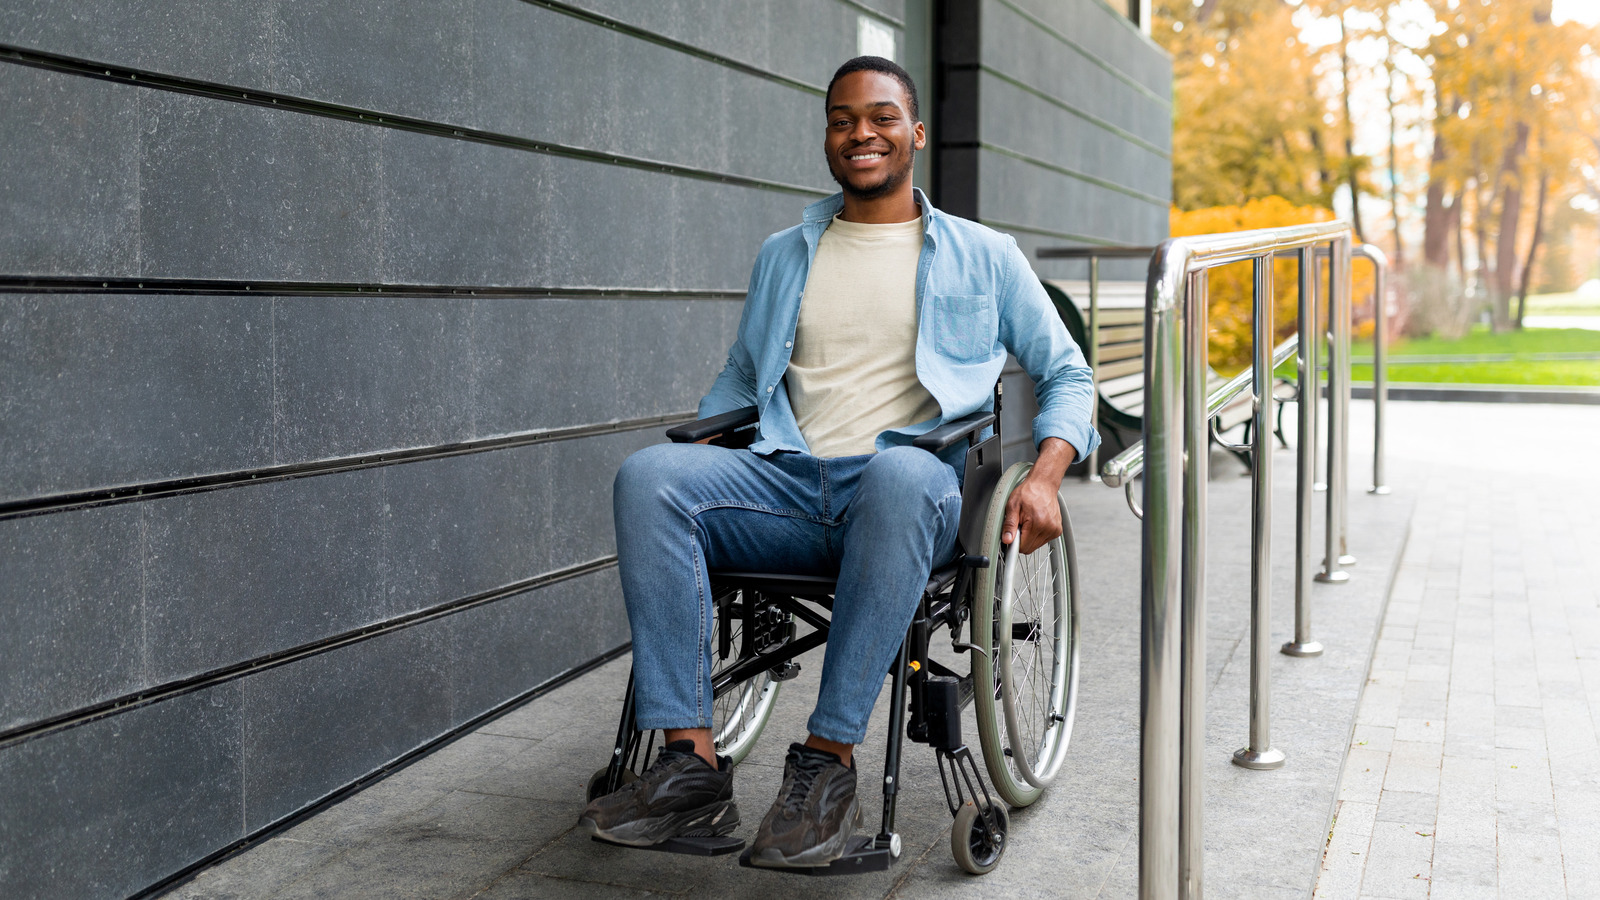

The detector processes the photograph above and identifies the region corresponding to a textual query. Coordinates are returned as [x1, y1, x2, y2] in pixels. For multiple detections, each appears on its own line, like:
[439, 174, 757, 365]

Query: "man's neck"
[837, 187, 921, 224]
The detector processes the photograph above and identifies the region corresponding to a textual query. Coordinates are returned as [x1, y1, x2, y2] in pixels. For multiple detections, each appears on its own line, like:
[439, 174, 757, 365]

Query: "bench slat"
[1095, 324, 1144, 343]
[1095, 357, 1145, 381]
[1096, 343, 1144, 364]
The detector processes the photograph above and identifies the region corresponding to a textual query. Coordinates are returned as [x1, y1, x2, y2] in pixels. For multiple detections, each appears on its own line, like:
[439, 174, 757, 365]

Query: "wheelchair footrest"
[590, 834, 746, 857]
[736, 835, 892, 876]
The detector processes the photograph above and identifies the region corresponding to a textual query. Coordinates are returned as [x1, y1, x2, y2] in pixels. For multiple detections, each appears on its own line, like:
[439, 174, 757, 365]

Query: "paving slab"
[1316, 400, 1600, 899]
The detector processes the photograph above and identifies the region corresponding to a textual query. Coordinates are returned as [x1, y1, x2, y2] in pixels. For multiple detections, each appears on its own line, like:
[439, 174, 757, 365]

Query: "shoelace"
[616, 745, 695, 794]
[779, 750, 829, 817]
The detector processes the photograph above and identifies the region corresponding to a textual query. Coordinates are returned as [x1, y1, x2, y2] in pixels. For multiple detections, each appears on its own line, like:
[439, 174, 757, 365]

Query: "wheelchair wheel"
[970, 461, 1081, 808]
[950, 800, 1009, 875]
[709, 588, 782, 764]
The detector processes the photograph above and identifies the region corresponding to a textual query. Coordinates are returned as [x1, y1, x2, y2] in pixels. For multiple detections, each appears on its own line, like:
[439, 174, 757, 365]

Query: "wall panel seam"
[987, 0, 1172, 106]
[833, 0, 904, 27]
[980, 218, 1123, 246]
[980, 141, 1169, 207]
[522, 0, 830, 93]
[0, 44, 831, 199]
[978, 64, 1172, 159]
[1081, 0, 1172, 55]
[0, 411, 694, 521]
[127, 639, 632, 900]
[0, 276, 747, 299]
[0, 556, 621, 751]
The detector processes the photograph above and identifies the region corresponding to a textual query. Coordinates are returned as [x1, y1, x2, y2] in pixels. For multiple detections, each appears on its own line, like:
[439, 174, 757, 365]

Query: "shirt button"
[766, 385, 774, 393]
[785, 341, 793, 349]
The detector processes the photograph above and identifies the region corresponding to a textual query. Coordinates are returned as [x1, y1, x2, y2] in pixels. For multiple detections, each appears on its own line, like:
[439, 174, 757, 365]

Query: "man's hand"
[1001, 437, 1077, 555]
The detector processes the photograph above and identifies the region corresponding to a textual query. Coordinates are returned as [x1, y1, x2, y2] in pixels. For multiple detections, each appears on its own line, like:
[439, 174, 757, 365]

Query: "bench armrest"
[666, 406, 760, 444]
[911, 411, 997, 453]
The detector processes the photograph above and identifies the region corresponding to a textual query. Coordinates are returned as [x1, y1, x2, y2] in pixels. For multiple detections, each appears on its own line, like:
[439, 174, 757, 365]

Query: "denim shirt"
[699, 189, 1100, 464]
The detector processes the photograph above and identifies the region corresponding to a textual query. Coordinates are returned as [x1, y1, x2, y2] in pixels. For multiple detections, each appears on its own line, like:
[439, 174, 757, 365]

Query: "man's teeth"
[850, 152, 884, 160]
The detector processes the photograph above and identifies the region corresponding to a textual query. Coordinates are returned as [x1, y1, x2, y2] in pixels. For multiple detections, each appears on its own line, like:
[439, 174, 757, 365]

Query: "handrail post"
[1088, 254, 1102, 482]
[1179, 269, 1208, 896]
[1234, 254, 1287, 771]
[1283, 246, 1324, 658]
[1362, 245, 1391, 495]
[1317, 237, 1354, 582]
[1139, 242, 1186, 900]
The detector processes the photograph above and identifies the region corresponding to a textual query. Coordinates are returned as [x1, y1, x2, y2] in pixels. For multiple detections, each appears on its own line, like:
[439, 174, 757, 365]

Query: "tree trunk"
[1339, 13, 1364, 240]
[1492, 122, 1530, 330]
[1384, 10, 1404, 269]
[1515, 171, 1550, 329]
[1473, 178, 1492, 316]
[1422, 122, 1451, 267]
[1450, 187, 1467, 283]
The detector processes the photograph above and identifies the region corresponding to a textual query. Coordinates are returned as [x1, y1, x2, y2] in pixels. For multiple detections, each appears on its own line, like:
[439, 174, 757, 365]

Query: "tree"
[1422, 0, 1598, 329]
[1156, 0, 1348, 210]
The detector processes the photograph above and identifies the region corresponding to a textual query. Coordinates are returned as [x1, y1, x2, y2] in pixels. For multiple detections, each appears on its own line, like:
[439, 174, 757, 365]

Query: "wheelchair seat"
[709, 562, 964, 606]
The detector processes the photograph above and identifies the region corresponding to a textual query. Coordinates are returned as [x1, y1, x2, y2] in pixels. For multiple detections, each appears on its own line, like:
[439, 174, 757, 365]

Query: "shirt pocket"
[930, 294, 998, 363]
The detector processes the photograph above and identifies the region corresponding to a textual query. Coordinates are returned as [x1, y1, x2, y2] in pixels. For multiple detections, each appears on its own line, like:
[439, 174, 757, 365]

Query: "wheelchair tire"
[970, 461, 1081, 808]
[950, 800, 1008, 875]
[709, 588, 782, 765]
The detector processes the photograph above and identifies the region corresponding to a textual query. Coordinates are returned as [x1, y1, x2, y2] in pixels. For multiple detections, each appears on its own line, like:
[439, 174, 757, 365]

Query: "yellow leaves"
[1157, 1, 1344, 210]
[1171, 199, 1376, 371]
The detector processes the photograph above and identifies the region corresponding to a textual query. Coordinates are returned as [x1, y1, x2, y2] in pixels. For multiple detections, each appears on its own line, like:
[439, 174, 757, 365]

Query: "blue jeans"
[613, 443, 962, 744]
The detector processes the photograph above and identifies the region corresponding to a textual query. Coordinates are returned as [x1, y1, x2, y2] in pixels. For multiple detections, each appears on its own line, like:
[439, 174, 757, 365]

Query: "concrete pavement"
[162, 398, 1433, 899]
[1315, 401, 1600, 899]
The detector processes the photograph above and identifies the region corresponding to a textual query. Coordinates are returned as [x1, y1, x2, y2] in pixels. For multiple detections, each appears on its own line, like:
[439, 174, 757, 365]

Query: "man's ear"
[914, 121, 927, 151]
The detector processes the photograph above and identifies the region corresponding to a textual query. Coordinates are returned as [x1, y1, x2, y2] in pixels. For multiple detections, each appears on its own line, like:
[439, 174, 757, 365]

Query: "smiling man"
[578, 57, 1097, 868]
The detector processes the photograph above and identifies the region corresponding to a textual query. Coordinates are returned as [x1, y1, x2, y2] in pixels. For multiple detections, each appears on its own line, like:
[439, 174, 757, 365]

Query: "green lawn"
[1350, 325, 1600, 387]
[1525, 289, 1600, 317]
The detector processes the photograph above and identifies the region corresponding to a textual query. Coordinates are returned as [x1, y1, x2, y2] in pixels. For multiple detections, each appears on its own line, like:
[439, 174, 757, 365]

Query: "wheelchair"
[586, 384, 1082, 876]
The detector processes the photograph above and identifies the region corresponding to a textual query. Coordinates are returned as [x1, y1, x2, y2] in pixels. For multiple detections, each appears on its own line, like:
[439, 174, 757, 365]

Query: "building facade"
[0, 2, 1170, 895]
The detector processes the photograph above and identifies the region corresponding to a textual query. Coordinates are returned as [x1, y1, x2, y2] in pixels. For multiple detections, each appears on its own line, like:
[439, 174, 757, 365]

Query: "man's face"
[823, 71, 925, 201]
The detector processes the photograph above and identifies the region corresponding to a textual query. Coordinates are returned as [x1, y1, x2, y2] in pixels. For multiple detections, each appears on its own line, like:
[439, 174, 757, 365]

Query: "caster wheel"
[586, 766, 638, 802]
[950, 800, 1008, 875]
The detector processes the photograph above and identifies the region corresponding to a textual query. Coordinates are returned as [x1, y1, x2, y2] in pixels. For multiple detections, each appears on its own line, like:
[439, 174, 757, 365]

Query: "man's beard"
[828, 147, 915, 201]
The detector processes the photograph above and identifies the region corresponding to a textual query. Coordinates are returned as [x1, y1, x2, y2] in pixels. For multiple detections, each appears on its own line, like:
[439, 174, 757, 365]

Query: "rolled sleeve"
[698, 251, 765, 418]
[995, 240, 1100, 462]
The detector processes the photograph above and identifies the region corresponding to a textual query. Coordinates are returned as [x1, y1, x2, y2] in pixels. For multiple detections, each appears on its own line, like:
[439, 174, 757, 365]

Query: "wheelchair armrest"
[911, 410, 997, 453]
[666, 406, 760, 445]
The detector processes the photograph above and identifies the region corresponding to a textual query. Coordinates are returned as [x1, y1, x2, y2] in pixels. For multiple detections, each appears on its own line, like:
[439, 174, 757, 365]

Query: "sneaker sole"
[748, 797, 861, 868]
[581, 800, 740, 847]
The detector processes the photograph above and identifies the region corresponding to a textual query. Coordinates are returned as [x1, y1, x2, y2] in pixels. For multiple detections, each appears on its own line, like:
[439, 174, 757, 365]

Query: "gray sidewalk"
[164, 401, 1423, 900]
[1315, 402, 1600, 899]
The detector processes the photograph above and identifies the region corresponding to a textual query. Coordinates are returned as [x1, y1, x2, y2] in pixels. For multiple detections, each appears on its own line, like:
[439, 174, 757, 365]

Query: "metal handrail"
[1116, 221, 1354, 900]
[1042, 234, 1392, 900]
[1037, 242, 1389, 495]
[1100, 334, 1299, 488]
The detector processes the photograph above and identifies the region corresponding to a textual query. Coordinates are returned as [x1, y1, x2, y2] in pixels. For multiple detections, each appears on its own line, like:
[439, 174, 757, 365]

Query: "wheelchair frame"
[592, 383, 1058, 876]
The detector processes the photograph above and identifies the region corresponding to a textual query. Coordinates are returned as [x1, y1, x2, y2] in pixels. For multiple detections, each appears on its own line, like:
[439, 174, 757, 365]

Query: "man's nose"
[849, 120, 877, 143]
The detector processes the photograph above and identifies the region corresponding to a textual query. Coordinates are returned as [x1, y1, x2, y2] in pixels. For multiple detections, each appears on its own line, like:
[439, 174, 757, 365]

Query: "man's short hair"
[825, 56, 920, 123]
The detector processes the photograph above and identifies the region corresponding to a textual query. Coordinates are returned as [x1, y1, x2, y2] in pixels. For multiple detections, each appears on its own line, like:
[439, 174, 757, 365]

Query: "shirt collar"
[802, 187, 941, 227]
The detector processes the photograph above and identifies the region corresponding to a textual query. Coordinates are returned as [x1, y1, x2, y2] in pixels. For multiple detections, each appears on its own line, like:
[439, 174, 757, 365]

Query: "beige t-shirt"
[785, 214, 941, 458]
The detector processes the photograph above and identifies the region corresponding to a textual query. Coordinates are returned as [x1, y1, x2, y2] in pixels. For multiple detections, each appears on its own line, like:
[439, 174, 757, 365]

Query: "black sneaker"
[578, 740, 740, 846]
[749, 743, 861, 868]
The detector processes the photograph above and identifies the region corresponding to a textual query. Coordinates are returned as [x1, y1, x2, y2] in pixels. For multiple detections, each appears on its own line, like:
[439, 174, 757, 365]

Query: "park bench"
[1040, 279, 1286, 472]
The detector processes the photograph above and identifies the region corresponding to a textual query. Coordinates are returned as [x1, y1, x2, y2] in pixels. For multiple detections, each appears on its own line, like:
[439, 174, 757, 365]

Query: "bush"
[1170, 197, 1372, 372]
[1399, 264, 1476, 340]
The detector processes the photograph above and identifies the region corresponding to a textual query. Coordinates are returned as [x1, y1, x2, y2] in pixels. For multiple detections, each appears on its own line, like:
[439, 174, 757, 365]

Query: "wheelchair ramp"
[161, 405, 1416, 899]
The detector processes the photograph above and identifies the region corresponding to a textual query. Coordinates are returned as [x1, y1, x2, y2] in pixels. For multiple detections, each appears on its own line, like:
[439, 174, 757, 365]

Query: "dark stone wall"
[0, 2, 1167, 895]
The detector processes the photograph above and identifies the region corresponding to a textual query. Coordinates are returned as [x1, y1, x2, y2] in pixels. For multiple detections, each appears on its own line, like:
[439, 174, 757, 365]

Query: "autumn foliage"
[1172, 197, 1375, 371]
[1157, 0, 1599, 336]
